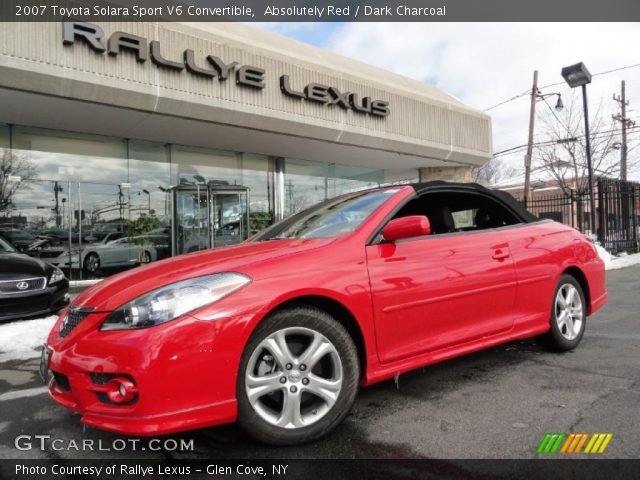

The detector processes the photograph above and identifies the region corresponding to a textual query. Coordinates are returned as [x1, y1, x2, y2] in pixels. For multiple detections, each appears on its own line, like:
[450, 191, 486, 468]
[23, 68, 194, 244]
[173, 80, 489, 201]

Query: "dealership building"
[0, 21, 491, 277]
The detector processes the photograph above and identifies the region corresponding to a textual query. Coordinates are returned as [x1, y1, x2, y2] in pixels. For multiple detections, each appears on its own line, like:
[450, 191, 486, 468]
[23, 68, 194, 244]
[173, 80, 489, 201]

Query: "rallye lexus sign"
[63, 22, 390, 117]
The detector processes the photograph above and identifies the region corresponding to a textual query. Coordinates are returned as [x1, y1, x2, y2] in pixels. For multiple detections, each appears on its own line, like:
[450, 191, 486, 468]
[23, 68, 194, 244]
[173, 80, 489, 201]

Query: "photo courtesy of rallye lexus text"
[41, 182, 606, 445]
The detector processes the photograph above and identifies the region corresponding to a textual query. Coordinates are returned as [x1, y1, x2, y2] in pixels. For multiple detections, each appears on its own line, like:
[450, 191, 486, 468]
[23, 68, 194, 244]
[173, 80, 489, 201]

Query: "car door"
[366, 196, 518, 364]
[102, 238, 129, 266]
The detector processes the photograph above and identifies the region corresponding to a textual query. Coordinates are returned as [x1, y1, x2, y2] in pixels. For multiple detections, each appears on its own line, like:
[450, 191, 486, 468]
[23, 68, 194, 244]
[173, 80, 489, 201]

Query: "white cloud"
[324, 23, 640, 178]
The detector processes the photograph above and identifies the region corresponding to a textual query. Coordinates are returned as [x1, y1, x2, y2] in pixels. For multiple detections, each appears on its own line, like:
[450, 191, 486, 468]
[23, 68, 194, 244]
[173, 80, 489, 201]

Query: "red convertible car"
[43, 182, 606, 444]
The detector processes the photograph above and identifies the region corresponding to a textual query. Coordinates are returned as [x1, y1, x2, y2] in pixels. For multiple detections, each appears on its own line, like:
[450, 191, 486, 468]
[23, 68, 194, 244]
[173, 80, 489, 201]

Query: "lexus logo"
[16, 281, 29, 290]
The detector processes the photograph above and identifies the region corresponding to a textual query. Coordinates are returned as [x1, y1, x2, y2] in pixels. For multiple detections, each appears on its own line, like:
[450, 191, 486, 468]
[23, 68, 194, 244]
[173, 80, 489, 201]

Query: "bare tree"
[0, 150, 38, 215]
[472, 157, 518, 187]
[535, 91, 638, 196]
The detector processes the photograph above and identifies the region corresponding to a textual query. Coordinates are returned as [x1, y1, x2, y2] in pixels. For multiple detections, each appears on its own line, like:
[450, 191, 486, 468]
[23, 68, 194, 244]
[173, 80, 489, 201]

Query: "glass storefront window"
[242, 153, 273, 234]
[1, 123, 402, 284]
[171, 145, 241, 187]
[12, 127, 127, 183]
[328, 164, 384, 197]
[283, 158, 385, 216]
[0, 124, 12, 221]
[128, 141, 171, 221]
[283, 159, 329, 217]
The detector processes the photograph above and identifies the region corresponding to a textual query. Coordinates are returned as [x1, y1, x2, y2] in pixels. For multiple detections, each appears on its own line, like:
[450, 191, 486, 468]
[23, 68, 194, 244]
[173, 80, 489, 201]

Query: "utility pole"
[613, 80, 635, 242]
[523, 70, 539, 205]
[613, 80, 635, 181]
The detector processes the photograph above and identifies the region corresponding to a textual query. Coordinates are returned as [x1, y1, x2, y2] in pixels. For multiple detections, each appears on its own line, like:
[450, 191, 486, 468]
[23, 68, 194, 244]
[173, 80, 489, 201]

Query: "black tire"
[83, 253, 100, 274]
[237, 306, 360, 445]
[537, 274, 587, 351]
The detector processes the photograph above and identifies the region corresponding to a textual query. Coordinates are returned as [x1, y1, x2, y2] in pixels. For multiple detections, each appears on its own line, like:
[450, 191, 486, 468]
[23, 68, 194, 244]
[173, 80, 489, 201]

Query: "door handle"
[492, 249, 510, 260]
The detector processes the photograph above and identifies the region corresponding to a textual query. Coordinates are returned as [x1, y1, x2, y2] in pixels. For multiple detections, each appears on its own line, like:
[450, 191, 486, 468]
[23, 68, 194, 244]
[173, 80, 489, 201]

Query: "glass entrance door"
[172, 185, 249, 255]
[212, 190, 248, 248]
[173, 186, 210, 256]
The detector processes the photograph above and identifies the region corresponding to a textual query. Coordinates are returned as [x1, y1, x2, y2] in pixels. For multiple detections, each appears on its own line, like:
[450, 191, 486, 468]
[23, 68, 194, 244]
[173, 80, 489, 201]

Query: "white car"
[81, 236, 157, 273]
[49, 233, 157, 273]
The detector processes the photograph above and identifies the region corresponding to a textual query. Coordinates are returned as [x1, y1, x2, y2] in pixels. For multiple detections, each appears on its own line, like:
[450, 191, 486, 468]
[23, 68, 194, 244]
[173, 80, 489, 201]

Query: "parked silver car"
[49, 233, 157, 273]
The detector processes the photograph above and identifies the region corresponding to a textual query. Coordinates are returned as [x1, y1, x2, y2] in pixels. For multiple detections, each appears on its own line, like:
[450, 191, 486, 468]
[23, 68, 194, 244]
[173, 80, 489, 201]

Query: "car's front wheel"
[237, 306, 359, 445]
[538, 274, 587, 351]
[83, 253, 100, 274]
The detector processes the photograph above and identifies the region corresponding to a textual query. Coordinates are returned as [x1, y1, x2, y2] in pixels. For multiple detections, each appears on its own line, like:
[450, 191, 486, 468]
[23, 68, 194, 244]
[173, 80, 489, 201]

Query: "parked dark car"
[0, 235, 70, 322]
[0, 228, 38, 252]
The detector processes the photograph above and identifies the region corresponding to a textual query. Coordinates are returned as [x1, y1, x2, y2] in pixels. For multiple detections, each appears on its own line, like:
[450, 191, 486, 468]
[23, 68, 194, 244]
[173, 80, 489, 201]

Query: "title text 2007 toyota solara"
[43, 182, 606, 445]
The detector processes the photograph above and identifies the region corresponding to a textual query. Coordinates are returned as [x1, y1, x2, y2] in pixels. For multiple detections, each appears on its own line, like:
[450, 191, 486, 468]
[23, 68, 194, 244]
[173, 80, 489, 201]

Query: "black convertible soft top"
[407, 181, 539, 223]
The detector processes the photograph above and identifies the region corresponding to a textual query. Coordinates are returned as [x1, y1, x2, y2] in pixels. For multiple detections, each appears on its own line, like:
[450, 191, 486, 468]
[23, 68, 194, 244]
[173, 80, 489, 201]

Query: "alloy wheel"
[555, 283, 584, 340]
[245, 327, 343, 429]
[85, 254, 99, 273]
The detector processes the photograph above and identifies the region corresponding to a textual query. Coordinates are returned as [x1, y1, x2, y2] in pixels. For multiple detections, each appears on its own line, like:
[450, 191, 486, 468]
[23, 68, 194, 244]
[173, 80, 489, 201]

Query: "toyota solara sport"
[44, 181, 607, 445]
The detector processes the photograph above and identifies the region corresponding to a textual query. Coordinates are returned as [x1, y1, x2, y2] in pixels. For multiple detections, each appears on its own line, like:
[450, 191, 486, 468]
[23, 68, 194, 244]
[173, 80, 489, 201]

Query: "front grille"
[0, 277, 46, 294]
[90, 373, 119, 385]
[0, 294, 49, 318]
[59, 307, 93, 338]
[52, 371, 71, 391]
[38, 250, 64, 259]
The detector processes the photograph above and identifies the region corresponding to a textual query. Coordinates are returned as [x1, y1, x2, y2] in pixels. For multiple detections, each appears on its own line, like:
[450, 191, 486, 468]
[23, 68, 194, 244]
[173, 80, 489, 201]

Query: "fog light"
[106, 377, 137, 404]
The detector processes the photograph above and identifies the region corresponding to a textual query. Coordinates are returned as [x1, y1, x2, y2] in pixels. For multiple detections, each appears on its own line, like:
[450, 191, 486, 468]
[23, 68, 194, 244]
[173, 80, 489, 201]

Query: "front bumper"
[46, 310, 242, 436]
[0, 283, 69, 321]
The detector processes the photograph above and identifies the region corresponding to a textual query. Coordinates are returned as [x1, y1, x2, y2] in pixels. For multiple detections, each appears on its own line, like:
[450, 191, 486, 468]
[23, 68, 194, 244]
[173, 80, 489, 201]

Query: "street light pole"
[561, 62, 597, 240]
[581, 84, 597, 238]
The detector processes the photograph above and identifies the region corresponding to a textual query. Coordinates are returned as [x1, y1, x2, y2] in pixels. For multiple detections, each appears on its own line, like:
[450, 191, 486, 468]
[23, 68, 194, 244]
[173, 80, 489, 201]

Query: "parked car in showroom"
[0, 235, 69, 322]
[0, 227, 38, 253]
[42, 182, 606, 445]
[48, 233, 155, 274]
[80, 235, 157, 274]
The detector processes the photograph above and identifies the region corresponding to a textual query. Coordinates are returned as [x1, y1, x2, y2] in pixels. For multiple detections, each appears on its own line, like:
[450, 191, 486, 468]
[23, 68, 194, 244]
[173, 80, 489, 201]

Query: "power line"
[483, 62, 640, 112]
[483, 92, 530, 112]
[493, 124, 640, 158]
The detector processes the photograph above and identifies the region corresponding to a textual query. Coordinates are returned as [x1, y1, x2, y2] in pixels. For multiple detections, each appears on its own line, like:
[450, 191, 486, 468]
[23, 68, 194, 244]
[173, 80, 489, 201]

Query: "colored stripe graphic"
[537, 433, 565, 453]
[539, 433, 613, 454]
[585, 433, 613, 453]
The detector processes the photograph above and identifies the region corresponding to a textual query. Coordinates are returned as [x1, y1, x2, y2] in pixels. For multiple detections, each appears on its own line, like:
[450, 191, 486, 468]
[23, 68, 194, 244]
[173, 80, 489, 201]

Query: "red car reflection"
[44, 182, 606, 444]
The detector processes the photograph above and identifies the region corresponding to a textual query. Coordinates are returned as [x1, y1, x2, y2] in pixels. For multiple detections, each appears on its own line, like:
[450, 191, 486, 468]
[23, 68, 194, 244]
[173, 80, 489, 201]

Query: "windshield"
[1, 230, 35, 241]
[0, 236, 16, 253]
[253, 189, 397, 241]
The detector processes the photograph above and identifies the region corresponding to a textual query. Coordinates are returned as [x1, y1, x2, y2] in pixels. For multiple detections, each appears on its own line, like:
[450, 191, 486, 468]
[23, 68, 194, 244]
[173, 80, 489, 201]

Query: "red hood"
[73, 238, 334, 311]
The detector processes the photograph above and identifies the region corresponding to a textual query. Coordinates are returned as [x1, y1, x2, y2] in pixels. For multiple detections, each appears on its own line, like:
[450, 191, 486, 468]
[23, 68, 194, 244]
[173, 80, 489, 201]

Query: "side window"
[390, 191, 521, 236]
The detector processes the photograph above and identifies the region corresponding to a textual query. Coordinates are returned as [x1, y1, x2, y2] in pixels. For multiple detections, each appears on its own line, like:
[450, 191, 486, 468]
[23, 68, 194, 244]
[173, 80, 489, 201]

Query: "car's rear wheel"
[141, 251, 151, 264]
[237, 306, 359, 445]
[537, 274, 587, 351]
[83, 253, 100, 273]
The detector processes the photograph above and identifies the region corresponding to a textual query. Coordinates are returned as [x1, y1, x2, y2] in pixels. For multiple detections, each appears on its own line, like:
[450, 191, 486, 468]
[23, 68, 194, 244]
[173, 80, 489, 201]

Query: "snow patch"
[607, 252, 640, 270]
[597, 244, 640, 271]
[596, 245, 612, 269]
[0, 316, 58, 363]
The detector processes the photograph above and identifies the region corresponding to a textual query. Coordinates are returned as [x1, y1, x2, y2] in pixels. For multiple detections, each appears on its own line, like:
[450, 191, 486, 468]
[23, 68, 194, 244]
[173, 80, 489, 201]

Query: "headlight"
[100, 273, 251, 331]
[49, 268, 66, 284]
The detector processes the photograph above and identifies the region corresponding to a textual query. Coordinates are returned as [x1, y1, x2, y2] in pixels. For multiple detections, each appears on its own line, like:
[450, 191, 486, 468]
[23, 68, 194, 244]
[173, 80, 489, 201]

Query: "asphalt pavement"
[0, 267, 638, 459]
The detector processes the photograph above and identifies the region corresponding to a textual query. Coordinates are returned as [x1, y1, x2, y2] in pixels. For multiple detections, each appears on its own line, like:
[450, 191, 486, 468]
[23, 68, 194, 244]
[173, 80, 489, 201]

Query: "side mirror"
[381, 215, 431, 242]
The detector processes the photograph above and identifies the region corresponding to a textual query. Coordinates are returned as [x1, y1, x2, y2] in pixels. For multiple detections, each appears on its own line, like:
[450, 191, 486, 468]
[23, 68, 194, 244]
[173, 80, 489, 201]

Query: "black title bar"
[2, 0, 640, 22]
